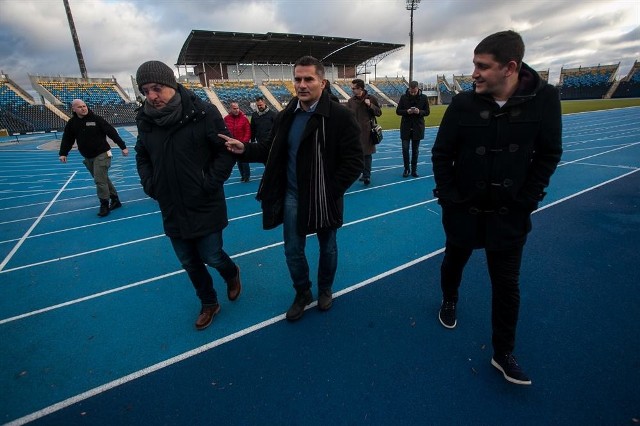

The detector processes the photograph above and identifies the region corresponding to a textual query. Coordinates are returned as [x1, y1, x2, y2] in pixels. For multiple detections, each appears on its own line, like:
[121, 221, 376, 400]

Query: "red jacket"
[224, 110, 251, 143]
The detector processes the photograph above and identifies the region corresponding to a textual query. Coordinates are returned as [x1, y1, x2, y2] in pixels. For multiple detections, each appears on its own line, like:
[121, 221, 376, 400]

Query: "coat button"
[475, 146, 486, 155]
[476, 181, 486, 189]
[503, 179, 513, 187]
[509, 144, 519, 152]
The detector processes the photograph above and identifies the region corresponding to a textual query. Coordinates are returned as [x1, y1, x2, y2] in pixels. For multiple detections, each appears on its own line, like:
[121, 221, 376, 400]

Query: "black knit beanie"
[136, 61, 177, 90]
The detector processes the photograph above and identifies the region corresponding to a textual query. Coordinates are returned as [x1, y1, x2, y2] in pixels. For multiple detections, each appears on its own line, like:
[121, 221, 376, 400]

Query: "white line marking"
[4, 248, 446, 426]
[0, 172, 76, 272]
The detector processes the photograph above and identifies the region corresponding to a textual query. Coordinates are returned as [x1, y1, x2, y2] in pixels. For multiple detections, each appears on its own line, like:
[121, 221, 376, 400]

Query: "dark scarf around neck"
[144, 92, 183, 127]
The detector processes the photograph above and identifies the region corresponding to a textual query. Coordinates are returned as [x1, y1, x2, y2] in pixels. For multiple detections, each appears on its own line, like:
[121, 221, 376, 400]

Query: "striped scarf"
[308, 117, 341, 231]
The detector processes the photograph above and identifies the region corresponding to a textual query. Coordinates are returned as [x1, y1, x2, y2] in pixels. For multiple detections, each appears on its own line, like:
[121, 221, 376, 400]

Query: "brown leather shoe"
[226, 266, 242, 301]
[318, 288, 333, 311]
[195, 304, 220, 330]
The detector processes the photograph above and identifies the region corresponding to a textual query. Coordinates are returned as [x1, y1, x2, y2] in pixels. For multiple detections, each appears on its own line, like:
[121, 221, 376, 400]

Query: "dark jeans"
[237, 162, 250, 179]
[440, 241, 524, 355]
[401, 139, 420, 172]
[170, 231, 237, 306]
[283, 191, 337, 291]
[362, 154, 372, 180]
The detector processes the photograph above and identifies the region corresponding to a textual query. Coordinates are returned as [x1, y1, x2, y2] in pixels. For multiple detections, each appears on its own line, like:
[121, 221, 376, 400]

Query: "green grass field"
[377, 98, 640, 130]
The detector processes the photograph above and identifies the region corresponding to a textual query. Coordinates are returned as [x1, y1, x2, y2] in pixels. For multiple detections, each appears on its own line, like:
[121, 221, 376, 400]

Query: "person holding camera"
[347, 78, 381, 186]
[396, 81, 430, 178]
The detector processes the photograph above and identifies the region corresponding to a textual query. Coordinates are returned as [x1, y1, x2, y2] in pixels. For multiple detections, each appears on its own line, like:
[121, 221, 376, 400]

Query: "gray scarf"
[144, 92, 183, 127]
[256, 106, 271, 116]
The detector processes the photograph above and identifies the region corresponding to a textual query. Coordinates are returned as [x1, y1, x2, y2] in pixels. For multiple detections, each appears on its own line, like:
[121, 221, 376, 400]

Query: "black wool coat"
[431, 63, 563, 250]
[240, 91, 364, 235]
[396, 89, 430, 141]
[135, 85, 235, 239]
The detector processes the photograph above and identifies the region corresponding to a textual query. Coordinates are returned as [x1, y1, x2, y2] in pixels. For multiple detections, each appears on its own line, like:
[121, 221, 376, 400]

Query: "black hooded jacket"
[59, 109, 126, 158]
[135, 85, 235, 239]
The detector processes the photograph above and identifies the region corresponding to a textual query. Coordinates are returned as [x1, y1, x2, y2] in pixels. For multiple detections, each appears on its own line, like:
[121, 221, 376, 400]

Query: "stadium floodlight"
[63, 0, 88, 78]
[406, 0, 421, 83]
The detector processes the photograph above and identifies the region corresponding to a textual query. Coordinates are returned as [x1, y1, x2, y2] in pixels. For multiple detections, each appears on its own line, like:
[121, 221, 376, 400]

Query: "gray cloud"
[1, 0, 638, 95]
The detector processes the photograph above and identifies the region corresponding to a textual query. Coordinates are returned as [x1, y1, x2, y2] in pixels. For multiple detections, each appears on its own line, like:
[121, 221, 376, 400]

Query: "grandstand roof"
[176, 30, 404, 66]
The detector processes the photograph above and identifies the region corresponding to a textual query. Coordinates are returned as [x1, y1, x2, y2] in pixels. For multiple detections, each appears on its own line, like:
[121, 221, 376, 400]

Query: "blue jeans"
[170, 231, 237, 306]
[283, 191, 337, 291]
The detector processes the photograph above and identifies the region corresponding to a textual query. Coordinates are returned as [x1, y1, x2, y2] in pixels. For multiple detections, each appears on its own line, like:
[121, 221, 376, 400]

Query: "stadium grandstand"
[558, 63, 619, 100]
[0, 73, 67, 135]
[1, 28, 638, 135]
[611, 60, 640, 98]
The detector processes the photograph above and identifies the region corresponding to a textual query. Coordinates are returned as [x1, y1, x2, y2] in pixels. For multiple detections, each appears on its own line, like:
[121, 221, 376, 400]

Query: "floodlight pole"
[63, 0, 88, 78]
[406, 0, 420, 83]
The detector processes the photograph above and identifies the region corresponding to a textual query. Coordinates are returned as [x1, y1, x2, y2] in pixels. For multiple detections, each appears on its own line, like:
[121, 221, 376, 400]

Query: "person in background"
[224, 101, 252, 182]
[431, 30, 562, 385]
[323, 80, 340, 102]
[347, 78, 381, 186]
[396, 80, 430, 178]
[222, 56, 363, 321]
[134, 60, 242, 331]
[59, 99, 129, 217]
[250, 96, 277, 148]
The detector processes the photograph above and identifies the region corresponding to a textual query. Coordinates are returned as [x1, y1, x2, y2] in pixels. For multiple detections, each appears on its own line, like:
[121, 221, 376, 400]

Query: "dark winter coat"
[134, 84, 235, 239]
[347, 91, 382, 155]
[250, 108, 277, 144]
[431, 63, 563, 250]
[396, 89, 430, 141]
[59, 109, 127, 158]
[240, 90, 363, 235]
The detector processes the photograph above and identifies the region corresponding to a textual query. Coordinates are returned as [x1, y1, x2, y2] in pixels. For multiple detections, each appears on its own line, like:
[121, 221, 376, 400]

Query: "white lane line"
[0, 172, 76, 272]
[8, 161, 640, 425]
[4, 248, 446, 426]
[0, 271, 183, 326]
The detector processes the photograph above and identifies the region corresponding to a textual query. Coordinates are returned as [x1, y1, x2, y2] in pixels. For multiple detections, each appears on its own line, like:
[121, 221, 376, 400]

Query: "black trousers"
[440, 241, 524, 355]
[401, 139, 420, 171]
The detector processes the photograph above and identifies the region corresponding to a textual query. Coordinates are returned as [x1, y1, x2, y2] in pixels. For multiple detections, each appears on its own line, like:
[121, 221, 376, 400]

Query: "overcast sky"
[1, 0, 638, 97]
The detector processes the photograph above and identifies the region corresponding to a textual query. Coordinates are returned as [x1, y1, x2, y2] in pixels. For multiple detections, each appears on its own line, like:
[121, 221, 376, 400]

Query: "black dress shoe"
[402, 169, 410, 178]
[363, 178, 370, 185]
[411, 171, 419, 177]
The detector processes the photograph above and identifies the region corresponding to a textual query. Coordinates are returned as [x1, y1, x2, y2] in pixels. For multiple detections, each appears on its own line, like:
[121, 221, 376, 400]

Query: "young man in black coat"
[431, 31, 562, 385]
[396, 81, 430, 177]
[134, 61, 242, 331]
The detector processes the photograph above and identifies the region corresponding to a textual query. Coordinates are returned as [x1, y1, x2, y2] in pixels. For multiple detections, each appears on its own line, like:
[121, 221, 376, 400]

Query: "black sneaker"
[286, 288, 312, 321]
[109, 198, 122, 210]
[438, 300, 457, 329]
[491, 353, 532, 385]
